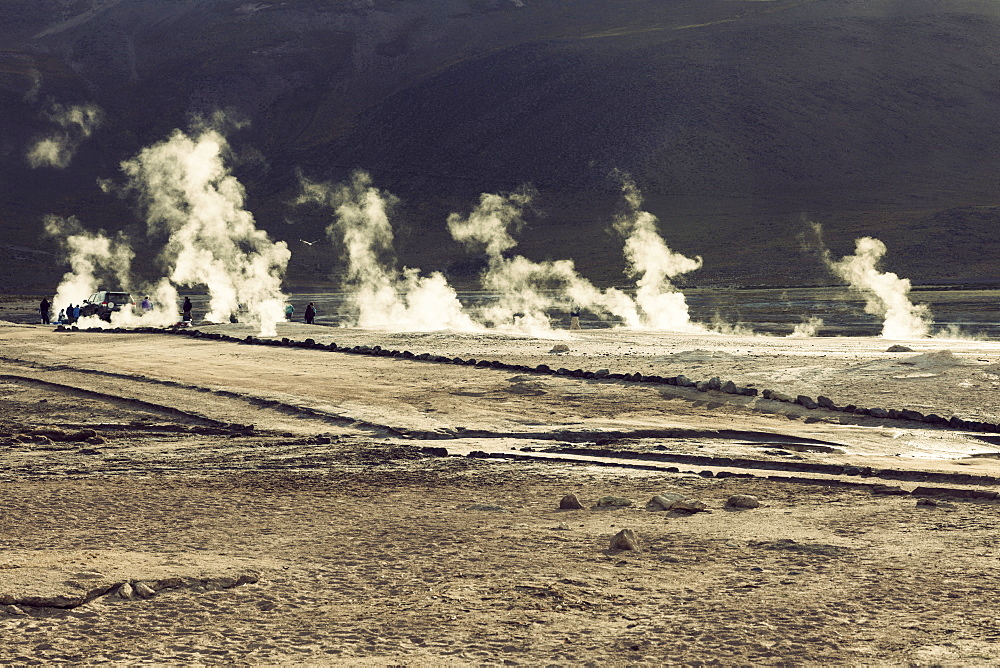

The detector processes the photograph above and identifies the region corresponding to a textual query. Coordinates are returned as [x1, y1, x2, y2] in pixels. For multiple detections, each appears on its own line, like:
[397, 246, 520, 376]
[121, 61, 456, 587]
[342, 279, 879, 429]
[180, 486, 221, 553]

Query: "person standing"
[141, 296, 153, 313]
[39, 297, 50, 325]
[182, 297, 193, 323]
[285, 303, 295, 321]
[304, 302, 316, 324]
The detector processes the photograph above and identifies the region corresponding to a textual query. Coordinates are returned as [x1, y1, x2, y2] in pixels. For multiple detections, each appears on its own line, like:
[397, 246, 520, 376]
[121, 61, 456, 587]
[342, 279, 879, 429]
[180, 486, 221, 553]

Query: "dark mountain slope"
[2, 0, 1000, 291]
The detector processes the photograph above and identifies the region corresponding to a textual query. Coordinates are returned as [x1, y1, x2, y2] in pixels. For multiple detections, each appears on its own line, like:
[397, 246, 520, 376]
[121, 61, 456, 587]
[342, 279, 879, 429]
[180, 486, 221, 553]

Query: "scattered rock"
[594, 496, 633, 509]
[886, 344, 914, 352]
[725, 494, 760, 509]
[555, 522, 571, 531]
[0, 605, 27, 616]
[559, 494, 584, 510]
[916, 498, 938, 507]
[116, 582, 134, 600]
[594, 369, 610, 378]
[721, 380, 738, 394]
[133, 582, 156, 598]
[549, 344, 570, 354]
[671, 499, 709, 512]
[647, 492, 687, 511]
[609, 528, 642, 552]
[770, 391, 794, 403]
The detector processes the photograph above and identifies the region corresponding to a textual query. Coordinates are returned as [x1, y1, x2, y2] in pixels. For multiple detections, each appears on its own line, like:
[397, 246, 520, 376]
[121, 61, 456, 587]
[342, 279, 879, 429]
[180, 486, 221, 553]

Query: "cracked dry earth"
[3, 319, 1000, 664]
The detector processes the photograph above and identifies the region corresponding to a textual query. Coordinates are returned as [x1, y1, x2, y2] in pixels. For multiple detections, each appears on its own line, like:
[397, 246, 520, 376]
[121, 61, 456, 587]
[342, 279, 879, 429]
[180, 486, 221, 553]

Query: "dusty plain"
[3, 296, 1000, 665]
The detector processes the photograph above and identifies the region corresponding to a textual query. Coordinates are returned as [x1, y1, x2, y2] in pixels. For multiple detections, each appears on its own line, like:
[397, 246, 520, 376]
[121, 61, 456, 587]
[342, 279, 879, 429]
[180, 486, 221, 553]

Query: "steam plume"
[297, 170, 477, 331]
[827, 236, 931, 339]
[45, 215, 133, 317]
[120, 120, 290, 336]
[788, 316, 824, 338]
[613, 172, 703, 331]
[447, 189, 636, 335]
[27, 103, 102, 169]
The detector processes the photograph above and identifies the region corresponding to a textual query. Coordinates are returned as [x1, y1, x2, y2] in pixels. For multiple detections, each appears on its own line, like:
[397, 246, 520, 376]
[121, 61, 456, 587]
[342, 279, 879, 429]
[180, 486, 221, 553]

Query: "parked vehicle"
[81, 291, 135, 322]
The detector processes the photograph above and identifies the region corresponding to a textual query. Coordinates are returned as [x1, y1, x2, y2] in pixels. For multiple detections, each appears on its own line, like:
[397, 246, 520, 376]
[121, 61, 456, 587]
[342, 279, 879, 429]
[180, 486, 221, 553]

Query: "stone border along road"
[55, 324, 1000, 435]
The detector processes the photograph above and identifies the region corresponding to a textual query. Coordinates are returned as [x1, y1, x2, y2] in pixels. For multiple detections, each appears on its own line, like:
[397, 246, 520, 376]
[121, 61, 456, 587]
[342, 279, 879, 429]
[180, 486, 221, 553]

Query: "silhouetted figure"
[141, 296, 153, 312]
[39, 298, 50, 325]
[182, 297, 192, 323]
[569, 308, 581, 330]
[304, 302, 316, 324]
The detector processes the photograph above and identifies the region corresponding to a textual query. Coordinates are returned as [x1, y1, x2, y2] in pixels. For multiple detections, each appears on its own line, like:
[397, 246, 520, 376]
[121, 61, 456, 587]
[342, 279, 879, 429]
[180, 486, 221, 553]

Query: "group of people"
[38, 298, 81, 325]
[38, 295, 319, 327]
[285, 302, 317, 324]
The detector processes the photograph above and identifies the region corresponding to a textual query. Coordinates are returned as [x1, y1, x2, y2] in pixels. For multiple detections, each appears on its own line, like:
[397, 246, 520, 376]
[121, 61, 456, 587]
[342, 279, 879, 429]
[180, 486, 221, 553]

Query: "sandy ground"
[3, 303, 1000, 665]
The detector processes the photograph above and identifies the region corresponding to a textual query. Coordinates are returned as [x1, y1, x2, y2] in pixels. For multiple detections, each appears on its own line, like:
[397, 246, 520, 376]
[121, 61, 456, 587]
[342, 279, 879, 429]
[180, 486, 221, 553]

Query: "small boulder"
[648, 492, 687, 511]
[133, 582, 156, 598]
[886, 344, 914, 352]
[594, 496, 633, 509]
[671, 499, 709, 512]
[559, 494, 585, 510]
[116, 583, 134, 600]
[594, 368, 610, 378]
[721, 380, 738, 394]
[549, 344, 570, 354]
[725, 494, 760, 509]
[609, 528, 642, 552]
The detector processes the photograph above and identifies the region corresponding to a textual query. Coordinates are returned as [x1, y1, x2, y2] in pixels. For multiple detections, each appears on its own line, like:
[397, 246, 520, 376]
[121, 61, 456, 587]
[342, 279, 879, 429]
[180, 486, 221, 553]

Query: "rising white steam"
[447, 190, 638, 336]
[27, 103, 102, 169]
[45, 215, 133, 316]
[788, 316, 824, 338]
[613, 173, 704, 331]
[44, 215, 184, 328]
[827, 236, 931, 339]
[297, 170, 478, 331]
[121, 121, 290, 336]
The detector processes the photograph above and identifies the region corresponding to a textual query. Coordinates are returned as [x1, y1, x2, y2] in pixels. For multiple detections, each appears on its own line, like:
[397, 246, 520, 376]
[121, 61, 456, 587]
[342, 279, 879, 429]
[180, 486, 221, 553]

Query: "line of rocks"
[468, 450, 1000, 500]
[538, 446, 1000, 486]
[56, 325, 1000, 434]
[0, 572, 260, 614]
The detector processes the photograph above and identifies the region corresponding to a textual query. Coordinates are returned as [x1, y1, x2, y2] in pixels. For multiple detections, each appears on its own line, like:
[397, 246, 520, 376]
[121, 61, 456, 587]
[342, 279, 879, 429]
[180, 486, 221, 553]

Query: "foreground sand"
[3, 317, 1000, 665]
